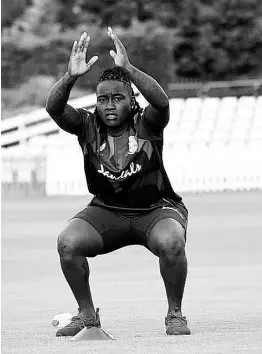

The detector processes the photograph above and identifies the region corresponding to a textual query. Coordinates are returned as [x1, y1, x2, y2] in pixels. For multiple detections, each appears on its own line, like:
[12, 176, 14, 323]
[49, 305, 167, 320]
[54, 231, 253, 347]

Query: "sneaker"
[165, 308, 191, 335]
[56, 308, 101, 337]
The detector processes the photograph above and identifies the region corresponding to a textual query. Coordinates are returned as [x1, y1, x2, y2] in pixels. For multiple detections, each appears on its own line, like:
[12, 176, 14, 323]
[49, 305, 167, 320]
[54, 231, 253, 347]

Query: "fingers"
[71, 41, 78, 56]
[71, 32, 90, 55]
[107, 27, 124, 50]
[107, 26, 117, 44]
[82, 35, 90, 56]
[77, 32, 86, 53]
[107, 26, 113, 39]
[109, 50, 116, 60]
[86, 55, 99, 69]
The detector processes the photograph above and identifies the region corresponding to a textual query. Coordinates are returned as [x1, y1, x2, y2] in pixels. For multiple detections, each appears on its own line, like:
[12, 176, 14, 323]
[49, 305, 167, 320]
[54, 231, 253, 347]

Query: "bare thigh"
[147, 218, 186, 257]
[57, 218, 104, 258]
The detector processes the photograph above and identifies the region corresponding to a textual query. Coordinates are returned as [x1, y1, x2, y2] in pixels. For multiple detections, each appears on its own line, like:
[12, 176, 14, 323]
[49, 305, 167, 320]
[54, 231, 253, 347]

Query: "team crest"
[128, 136, 138, 154]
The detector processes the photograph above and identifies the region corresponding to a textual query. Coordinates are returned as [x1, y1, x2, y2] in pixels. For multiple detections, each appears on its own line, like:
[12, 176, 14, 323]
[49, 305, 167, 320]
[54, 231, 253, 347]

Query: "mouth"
[105, 113, 118, 120]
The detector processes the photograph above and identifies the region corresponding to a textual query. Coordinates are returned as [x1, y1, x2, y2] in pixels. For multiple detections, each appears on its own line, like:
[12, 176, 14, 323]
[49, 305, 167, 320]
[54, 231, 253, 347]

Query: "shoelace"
[65, 315, 85, 328]
[63, 308, 100, 329]
[72, 307, 100, 327]
[166, 311, 187, 327]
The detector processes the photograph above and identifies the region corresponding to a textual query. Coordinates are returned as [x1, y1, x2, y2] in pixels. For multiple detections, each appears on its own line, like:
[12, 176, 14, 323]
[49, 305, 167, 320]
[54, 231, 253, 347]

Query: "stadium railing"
[168, 79, 262, 98]
[1, 88, 262, 197]
[1, 94, 97, 148]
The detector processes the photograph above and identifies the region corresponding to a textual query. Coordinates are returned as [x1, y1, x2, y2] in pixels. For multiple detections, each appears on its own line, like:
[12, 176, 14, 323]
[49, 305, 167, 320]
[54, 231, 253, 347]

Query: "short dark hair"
[96, 66, 134, 96]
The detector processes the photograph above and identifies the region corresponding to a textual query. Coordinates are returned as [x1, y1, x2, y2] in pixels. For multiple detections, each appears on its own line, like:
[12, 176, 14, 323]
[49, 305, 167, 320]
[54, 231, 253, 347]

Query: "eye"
[113, 96, 123, 102]
[97, 97, 107, 104]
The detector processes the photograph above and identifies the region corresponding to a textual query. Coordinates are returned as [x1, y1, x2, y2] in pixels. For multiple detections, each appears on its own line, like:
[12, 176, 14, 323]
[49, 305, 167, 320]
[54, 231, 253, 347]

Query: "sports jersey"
[76, 108, 182, 211]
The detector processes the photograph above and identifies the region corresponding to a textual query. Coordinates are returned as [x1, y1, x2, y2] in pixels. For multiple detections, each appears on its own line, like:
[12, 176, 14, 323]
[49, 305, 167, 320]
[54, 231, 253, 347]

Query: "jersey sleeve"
[77, 108, 97, 144]
[140, 104, 170, 138]
[47, 104, 86, 136]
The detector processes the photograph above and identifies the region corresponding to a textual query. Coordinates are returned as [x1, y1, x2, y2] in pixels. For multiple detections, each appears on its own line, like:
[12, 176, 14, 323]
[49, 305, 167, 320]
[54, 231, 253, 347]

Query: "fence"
[1, 149, 46, 198]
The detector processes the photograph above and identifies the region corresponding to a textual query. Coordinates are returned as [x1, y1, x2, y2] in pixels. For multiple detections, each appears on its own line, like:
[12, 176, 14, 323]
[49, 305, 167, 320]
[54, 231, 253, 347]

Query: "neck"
[106, 120, 131, 137]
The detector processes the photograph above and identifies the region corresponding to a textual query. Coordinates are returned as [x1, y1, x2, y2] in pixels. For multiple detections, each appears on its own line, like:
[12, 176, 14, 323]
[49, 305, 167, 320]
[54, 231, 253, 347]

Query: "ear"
[130, 96, 136, 109]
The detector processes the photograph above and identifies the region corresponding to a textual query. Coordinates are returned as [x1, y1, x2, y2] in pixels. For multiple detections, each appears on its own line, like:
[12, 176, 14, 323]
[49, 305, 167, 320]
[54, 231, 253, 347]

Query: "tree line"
[2, 0, 262, 91]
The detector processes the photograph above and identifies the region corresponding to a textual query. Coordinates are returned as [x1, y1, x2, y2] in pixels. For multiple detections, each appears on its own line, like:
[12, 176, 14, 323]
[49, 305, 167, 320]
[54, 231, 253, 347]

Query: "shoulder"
[135, 107, 165, 140]
[78, 108, 95, 123]
[77, 109, 97, 143]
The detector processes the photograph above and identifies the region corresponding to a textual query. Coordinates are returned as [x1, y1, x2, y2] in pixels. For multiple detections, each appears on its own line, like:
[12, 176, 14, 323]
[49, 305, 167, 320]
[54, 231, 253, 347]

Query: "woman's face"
[96, 80, 134, 130]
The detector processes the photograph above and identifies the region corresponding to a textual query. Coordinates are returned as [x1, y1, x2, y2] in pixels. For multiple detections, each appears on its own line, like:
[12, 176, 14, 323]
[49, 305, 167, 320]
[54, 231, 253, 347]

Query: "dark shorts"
[72, 199, 188, 253]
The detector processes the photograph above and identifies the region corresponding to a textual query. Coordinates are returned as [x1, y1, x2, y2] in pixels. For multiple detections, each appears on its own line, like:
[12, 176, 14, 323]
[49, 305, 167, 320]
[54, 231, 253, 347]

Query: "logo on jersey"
[128, 136, 138, 154]
[99, 142, 106, 152]
[97, 162, 142, 181]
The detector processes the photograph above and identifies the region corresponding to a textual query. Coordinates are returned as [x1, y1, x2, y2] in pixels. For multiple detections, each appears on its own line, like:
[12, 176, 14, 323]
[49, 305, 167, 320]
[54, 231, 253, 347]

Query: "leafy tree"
[77, 0, 135, 27]
[212, 0, 262, 78]
[137, 0, 185, 27]
[1, 0, 32, 28]
[101, 0, 137, 27]
[173, 0, 262, 80]
[55, 0, 79, 30]
[77, 0, 186, 28]
[173, 1, 203, 78]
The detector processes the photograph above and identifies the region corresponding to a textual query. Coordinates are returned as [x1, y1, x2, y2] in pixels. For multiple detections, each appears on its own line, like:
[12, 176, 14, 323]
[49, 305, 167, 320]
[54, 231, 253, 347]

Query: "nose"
[105, 98, 116, 110]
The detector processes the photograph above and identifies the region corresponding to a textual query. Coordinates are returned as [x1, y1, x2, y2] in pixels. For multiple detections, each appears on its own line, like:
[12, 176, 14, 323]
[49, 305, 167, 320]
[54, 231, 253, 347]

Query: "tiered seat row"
[2, 95, 261, 194]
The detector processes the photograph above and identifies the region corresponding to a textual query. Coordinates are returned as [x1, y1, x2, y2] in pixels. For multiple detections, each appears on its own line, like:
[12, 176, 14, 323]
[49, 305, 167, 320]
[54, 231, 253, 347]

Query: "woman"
[46, 27, 190, 337]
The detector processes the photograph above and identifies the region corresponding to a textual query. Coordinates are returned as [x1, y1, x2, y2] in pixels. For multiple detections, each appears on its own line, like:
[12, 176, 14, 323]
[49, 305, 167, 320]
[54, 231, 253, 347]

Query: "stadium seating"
[1, 94, 262, 195]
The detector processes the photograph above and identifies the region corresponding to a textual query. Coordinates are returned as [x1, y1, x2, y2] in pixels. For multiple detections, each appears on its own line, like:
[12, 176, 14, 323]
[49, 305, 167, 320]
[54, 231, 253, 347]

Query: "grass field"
[2, 191, 262, 354]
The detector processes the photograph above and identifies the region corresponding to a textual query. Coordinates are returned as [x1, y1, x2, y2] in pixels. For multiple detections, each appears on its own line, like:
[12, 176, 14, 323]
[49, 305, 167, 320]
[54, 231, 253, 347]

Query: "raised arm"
[46, 73, 81, 135]
[46, 32, 98, 135]
[107, 27, 169, 131]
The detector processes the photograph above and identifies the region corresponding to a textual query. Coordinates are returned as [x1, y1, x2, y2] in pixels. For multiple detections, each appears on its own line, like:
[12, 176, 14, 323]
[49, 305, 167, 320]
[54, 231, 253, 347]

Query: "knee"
[159, 236, 185, 264]
[57, 229, 101, 259]
[57, 219, 103, 259]
[149, 219, 186, 263]
[57, 231, 80, 261]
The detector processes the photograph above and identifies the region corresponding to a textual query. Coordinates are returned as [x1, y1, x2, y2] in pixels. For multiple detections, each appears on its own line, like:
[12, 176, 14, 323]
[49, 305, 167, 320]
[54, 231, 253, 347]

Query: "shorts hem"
[145, 209, 188, 242]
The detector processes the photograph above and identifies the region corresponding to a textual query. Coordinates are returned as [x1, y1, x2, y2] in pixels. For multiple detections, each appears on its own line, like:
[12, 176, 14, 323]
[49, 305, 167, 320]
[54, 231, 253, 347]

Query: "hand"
[107, 27, 131, 69]
[68, 32, 98, 78]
